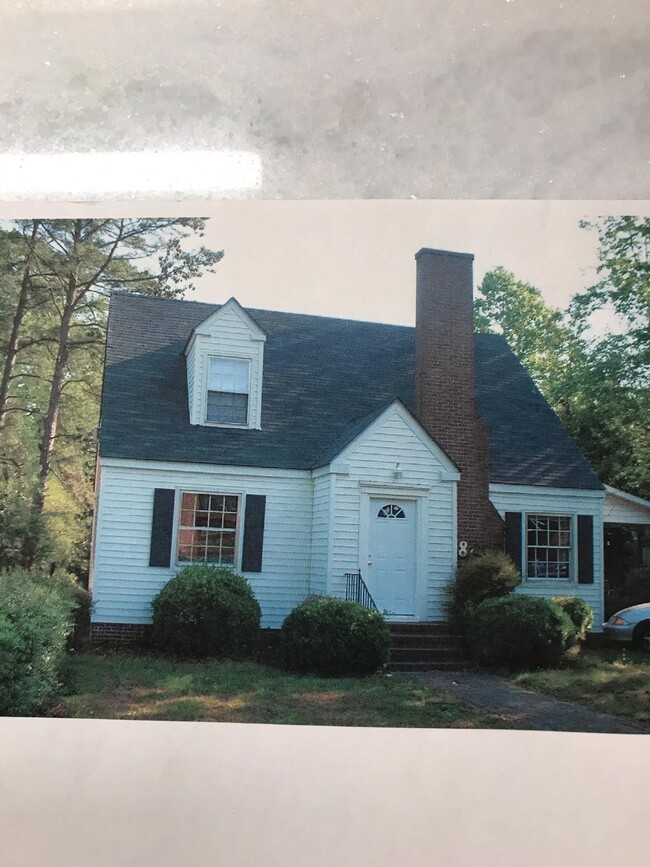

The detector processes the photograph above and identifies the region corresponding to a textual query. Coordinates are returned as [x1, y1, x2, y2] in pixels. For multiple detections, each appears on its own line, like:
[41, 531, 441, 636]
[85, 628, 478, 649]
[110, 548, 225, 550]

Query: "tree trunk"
[21, 223, 81, 568]
[33, 272, 79, 514]
[0, 222, 39, 429]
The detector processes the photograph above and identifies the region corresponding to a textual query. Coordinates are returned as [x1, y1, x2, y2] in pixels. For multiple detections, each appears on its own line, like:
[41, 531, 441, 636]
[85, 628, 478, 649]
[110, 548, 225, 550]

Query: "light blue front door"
[367, 498, 417, 618]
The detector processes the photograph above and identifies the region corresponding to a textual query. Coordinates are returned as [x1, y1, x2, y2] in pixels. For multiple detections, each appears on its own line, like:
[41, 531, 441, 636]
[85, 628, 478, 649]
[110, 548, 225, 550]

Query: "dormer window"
[207, 357, 250, 425]
[185, 297, 266, 430]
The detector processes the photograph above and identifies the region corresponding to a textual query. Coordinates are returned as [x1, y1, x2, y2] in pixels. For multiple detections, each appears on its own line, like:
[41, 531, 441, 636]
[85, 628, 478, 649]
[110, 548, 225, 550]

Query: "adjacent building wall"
[604, 488, 650, 525]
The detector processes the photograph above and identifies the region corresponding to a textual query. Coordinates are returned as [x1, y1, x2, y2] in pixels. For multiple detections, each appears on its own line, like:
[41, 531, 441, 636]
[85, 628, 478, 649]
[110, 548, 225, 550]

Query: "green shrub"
[606, 565, 650, 618]
[49, 569, 91, 640]
[23, 569, 91, 646]
[151, 565, 261, 658]
[467, 594, 576, 671]
[551, 596, 594, 641]
[0, 569, 77, 715]
[446, 550, 522, 632]
[0, 614, 26, 715]
[281, 597, 391, 676]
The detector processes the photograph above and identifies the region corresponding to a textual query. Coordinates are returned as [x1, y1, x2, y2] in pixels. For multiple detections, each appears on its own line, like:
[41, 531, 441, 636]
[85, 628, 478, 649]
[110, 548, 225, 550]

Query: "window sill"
[523, 577, 574, 585]
[201, 421, 253, 429]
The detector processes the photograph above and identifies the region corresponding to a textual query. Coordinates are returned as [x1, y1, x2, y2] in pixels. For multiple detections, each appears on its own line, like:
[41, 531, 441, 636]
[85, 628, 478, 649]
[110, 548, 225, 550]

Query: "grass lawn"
[59, 651, 510, 728]
[512, 647, 650, 727]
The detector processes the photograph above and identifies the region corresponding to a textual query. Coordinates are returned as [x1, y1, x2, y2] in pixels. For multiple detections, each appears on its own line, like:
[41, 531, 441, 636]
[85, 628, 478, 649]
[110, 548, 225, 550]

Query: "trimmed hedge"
[0, 569, 78, 716]
[467, 595, 576, 671]
[151, 565, 261, 658]
[282, 597, 391, 676]
[446, 550, 522, 632]
[551, 596, 594, 641]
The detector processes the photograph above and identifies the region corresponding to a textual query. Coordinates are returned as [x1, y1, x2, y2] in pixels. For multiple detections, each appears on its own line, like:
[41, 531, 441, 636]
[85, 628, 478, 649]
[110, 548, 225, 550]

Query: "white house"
[89, 247, 607, 642]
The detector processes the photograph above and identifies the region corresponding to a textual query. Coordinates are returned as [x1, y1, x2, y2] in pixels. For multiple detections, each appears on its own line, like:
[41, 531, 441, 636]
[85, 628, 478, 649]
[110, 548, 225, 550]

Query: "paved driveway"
[413, 670, 649, 735]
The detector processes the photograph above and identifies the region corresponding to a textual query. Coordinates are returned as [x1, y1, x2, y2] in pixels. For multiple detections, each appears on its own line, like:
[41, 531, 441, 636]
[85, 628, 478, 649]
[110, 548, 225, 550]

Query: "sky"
[188, 200, 649, 329]
[2, 200, 647, 331]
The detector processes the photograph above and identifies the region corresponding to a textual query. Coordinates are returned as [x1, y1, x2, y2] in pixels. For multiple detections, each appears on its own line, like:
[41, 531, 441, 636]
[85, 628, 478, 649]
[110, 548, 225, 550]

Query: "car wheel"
[632, 621, 650, 653]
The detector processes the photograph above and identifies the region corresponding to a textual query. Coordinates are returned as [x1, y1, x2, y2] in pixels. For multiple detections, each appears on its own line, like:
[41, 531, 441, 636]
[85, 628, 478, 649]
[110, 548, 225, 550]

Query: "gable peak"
[192, 297, 267, 341]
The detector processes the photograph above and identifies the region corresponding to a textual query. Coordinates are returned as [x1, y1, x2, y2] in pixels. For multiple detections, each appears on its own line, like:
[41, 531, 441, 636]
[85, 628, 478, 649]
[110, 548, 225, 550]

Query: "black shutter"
[149, 488, 176, 567]
[241, 495, 266, 573]
[504, 512, 523, 573]
[577, 514, 594, 584]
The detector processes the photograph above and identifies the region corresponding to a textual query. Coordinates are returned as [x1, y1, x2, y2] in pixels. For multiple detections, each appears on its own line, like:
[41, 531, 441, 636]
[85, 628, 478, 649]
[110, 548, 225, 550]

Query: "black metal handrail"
[344, 570, 378, 612]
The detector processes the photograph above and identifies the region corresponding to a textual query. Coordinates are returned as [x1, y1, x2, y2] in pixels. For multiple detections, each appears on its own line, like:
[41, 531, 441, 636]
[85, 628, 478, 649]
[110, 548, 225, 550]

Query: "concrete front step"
[390, 634, 465, 649]
[390, 646, 468, 663]
[388, 621, 452, 633]
[388, 622, 469, 669]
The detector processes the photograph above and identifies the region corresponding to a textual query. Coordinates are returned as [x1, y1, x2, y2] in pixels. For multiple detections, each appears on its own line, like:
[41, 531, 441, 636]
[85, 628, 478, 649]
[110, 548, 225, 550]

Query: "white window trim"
[523, 512, 576, 583]
[175, 489, 243, 569]
[204, 355, 252, 429]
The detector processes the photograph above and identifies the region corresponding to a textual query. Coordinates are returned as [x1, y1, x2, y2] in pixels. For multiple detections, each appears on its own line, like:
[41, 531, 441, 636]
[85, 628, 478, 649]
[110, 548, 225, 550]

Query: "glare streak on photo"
[0, 151, 263, 199]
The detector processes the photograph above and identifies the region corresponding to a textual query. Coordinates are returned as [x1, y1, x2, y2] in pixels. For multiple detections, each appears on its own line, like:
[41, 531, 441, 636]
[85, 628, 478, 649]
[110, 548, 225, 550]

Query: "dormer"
[185, 298, 266, 429]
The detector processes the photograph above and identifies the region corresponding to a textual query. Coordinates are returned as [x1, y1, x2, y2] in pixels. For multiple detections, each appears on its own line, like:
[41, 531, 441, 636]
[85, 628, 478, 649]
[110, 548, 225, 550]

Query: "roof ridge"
[112, 289, 413, 329]
[111, 290, 218, 309]
[111, 290, 509, 335]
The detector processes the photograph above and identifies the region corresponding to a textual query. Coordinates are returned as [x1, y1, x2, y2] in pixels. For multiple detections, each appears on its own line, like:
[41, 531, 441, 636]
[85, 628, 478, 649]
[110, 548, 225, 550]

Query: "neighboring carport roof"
[604, 485, 650, 524]
[99, 292, 604, 490]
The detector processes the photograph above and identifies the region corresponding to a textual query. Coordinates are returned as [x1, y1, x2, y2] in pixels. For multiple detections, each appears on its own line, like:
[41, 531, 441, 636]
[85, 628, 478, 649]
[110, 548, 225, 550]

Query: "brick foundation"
[91, 622, 151, 645]
[90, 623, 286, 662]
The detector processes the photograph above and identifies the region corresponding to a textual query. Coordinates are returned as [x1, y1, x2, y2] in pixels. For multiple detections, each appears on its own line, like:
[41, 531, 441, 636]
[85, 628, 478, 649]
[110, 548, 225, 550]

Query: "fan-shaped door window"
[378, 504, 406, 519]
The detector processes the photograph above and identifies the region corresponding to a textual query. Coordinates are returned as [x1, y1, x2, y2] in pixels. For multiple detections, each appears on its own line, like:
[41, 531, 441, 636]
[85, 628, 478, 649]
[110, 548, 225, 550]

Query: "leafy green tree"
[474, 265, 583, 399]
[566, 217, 649, 495]
[0, 223, 42, 430]
[0, 416, 49, 571]
[25, 220, 223, 522]
[0, 219, 224, 572]
[476, 240, 649, 499]
[571, 216, 649, 380]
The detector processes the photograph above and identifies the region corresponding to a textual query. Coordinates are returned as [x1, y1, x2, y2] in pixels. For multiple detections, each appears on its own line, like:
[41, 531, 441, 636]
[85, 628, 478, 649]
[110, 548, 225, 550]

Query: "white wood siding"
[185, 348, 196, 420]
[92, 459, 312, 628]
[309, 472, 331, 596]
[489, 484, 606, 630]
[328, 406, 457, 620]
[185, 303, 264, 428]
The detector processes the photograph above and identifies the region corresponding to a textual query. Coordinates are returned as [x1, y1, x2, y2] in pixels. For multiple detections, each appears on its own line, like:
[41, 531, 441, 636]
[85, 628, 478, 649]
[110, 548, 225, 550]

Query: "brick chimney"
[414, 247, 503, 552]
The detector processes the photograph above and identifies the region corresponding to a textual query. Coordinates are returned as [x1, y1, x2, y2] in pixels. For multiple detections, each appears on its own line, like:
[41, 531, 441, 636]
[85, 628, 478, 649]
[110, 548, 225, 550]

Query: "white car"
[603, 602, 650, 652]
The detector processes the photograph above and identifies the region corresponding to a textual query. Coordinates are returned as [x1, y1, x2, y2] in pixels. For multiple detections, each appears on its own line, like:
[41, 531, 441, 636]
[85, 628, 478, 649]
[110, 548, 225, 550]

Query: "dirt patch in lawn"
[59, 651, 510, 728]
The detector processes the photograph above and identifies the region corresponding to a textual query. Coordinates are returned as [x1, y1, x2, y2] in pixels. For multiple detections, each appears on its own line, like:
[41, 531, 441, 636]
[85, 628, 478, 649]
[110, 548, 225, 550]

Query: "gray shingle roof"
[99, 292, 603, 490]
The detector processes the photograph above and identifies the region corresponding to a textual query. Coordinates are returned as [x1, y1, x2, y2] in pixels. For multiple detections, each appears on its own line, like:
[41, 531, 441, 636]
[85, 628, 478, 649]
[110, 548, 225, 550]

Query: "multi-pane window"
[177, 492, 239, 565]
[527, 514, 571, 579]
[206, 357, 250, 425]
